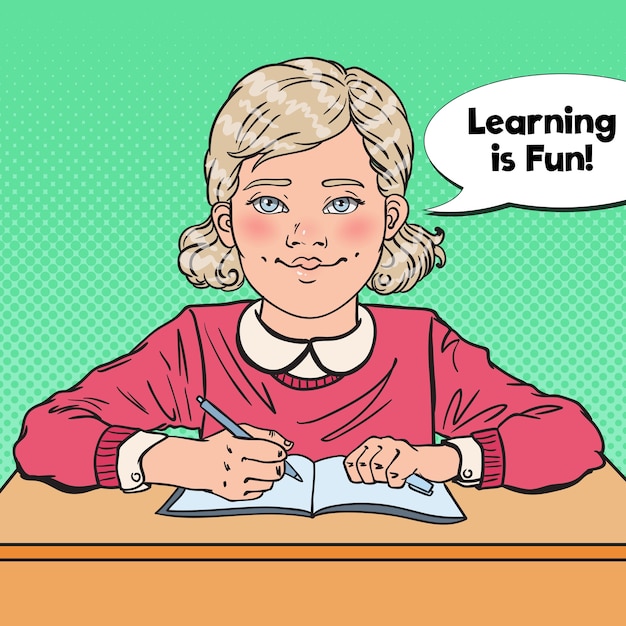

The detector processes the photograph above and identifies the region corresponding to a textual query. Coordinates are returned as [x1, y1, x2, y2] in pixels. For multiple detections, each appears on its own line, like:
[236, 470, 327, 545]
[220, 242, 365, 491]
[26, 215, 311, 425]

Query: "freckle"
[355, 252, 359, 257]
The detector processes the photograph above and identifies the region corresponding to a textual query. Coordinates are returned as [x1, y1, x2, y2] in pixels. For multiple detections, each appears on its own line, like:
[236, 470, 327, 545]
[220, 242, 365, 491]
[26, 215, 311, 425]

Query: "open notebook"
[158, 455, 466, 524]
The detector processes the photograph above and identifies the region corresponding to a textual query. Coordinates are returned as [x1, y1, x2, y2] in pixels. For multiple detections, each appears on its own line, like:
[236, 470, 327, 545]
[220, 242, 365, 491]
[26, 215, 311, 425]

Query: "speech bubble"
[424, 74, 626, 214]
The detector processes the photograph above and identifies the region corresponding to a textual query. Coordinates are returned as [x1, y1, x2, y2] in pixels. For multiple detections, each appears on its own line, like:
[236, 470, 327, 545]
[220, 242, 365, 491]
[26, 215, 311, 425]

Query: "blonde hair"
[178, 58, 445, 293]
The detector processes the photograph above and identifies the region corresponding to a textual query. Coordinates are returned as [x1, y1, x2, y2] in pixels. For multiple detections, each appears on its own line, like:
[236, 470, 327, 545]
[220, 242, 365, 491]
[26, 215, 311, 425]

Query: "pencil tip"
[295, 474, 303, 482]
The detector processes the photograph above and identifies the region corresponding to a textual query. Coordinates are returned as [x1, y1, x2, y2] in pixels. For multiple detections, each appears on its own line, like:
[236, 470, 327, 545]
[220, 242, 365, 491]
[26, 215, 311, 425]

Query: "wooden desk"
[2, 462, 625, 624]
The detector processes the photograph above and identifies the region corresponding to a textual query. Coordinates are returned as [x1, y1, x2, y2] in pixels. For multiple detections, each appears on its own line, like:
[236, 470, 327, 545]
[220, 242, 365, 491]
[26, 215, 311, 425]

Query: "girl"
[14, 58, 604, 499]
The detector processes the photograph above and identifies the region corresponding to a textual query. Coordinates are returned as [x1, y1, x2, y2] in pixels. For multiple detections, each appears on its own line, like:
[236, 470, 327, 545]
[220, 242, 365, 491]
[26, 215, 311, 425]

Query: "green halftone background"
[1, 2, 624, 485]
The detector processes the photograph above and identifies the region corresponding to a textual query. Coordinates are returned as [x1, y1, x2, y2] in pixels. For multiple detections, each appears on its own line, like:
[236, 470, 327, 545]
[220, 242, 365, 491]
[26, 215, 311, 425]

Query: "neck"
[260, 297, 359, 340]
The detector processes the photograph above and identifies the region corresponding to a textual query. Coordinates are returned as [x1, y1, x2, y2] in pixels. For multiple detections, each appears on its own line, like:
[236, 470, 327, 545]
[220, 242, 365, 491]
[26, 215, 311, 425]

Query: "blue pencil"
[405, 474, 434, 496]
[196, 396, 303, 482]
[196, 396, 433, 494]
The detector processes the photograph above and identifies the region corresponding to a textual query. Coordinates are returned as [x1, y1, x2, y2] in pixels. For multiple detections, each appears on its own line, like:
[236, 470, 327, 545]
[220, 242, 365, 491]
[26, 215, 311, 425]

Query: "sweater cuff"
[471, 428, 505, 489]
[95, 426, 139, 488]
[118, 431, 168, 492]
[445, 437, 482, 487]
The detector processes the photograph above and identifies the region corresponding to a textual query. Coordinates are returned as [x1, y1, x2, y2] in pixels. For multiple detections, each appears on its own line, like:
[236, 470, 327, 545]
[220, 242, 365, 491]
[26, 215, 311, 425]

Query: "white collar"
[237, 300, 375, 378]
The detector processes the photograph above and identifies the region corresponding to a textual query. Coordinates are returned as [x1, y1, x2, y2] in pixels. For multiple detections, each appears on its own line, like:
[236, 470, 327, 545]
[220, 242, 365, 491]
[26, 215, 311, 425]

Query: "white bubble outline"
[423, 73, 626, 216]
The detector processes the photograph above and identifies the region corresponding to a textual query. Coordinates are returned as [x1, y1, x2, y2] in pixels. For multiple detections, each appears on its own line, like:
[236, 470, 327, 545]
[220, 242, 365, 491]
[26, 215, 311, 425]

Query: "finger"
[218, 486, 268, 502]
[355, 443, 381, 484]
[387, 451, 419, 489]
[344, 438, 381, 483]
[239, 491, 265, 500]
[370, 443, 400, 483]
[234, 436, 289, 463]
[344, 446, 364, 483]
[239, 457, 286, 482]
[241, 424, 293, 450]
[242, 478, 276, 493]
[218, 477, 274, 501]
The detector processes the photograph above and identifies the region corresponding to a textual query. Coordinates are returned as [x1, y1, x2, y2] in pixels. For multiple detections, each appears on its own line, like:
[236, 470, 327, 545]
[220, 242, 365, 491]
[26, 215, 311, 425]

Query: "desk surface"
[1, 461, 625, 560]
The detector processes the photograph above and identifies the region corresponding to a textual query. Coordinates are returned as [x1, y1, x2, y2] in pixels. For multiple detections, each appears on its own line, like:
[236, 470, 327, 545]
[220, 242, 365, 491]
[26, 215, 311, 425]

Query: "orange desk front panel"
[1, 462, 624, 623]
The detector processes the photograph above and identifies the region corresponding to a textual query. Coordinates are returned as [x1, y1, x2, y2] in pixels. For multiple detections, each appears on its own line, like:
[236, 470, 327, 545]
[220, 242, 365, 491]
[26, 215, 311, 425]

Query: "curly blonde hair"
[178, 58, 445, 294]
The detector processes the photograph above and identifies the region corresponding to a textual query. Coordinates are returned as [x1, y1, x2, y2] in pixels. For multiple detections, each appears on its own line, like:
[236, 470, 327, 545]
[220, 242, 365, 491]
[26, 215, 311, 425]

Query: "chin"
[282, 291, 358, 320]
[278, 299, 337, 320]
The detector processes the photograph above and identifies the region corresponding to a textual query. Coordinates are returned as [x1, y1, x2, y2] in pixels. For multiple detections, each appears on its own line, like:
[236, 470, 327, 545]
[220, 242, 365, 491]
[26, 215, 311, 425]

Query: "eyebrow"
[321, 178, 364, 188]
[243, 178, 292, 190]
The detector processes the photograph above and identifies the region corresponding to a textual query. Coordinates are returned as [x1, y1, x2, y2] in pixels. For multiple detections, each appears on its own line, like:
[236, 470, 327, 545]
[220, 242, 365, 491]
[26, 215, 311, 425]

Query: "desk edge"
[1, 543, 625, 561]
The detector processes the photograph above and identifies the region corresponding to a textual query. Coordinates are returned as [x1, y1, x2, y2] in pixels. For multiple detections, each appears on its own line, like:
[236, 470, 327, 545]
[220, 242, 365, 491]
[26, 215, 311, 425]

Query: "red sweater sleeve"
[430, 314, 605, 491]
[14, 308, 205, 490]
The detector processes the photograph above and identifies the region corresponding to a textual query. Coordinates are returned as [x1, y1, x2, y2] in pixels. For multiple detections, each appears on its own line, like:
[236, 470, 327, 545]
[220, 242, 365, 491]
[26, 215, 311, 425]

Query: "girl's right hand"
[142, 426, 292, 500]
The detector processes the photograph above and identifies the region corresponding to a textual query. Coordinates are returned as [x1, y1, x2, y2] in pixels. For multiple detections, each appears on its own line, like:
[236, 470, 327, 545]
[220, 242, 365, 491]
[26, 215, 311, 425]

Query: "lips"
[290, 257, 322, 270]
[275, 256, 348, 271]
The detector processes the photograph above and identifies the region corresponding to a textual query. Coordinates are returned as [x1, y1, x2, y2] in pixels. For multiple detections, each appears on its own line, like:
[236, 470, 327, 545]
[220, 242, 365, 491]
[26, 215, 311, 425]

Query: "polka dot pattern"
[1, 5, 624, 484]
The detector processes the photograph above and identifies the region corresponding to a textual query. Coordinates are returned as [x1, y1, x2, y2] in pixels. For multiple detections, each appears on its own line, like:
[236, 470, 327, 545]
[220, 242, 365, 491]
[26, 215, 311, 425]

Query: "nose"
[285, 221, 327, 248]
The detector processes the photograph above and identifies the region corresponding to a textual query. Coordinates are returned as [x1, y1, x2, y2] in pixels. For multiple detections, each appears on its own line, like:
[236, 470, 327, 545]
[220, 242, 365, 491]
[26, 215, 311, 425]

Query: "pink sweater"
[14, 302, 604, 491]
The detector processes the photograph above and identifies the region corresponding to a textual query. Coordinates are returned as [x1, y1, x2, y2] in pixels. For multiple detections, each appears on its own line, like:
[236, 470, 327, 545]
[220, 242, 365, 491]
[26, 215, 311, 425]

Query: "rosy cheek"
[234, 214, 278, 249]
[336, 216, 381, 247]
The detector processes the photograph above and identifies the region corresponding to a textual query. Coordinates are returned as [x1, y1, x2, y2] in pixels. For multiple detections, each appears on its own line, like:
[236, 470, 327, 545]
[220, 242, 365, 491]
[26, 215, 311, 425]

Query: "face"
[214, 124, 407, 320]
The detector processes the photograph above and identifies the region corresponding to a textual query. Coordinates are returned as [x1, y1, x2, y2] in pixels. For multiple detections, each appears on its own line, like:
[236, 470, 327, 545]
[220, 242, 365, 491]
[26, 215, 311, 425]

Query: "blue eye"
[323, 197, 361, 214]
[251, 196, 288, 214]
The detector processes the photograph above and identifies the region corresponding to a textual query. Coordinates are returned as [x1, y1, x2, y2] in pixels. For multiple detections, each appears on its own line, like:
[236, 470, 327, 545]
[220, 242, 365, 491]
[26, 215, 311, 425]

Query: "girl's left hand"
[343, 437, 461, 487]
